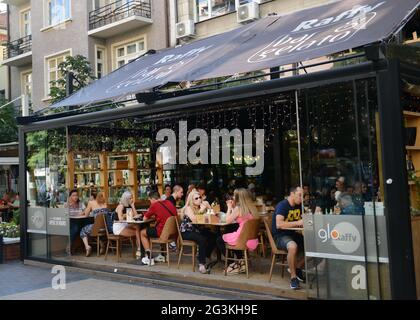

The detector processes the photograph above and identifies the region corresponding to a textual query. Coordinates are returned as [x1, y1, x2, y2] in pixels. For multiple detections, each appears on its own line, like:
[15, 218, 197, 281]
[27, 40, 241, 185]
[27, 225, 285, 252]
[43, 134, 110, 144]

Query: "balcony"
[1, 0, 30, 6]
[88, 0, 152, 38]
[2, 35, 32, 67]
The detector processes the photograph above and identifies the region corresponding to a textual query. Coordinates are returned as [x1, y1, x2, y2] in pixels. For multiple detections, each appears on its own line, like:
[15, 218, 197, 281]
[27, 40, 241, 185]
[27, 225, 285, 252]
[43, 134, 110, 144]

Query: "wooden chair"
[102, 214, 136, 262]
[263, 217, 288, 282]
[150, 216, 178, 267]
[258, 228, 267, 258]
[175, 216, 197, 271]
[89, 212, 107, 256]
[224, 218, 260, 279]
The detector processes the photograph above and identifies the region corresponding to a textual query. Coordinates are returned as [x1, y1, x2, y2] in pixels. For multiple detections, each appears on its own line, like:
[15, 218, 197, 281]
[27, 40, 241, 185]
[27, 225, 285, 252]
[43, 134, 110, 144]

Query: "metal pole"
[295, 90, 303, 190]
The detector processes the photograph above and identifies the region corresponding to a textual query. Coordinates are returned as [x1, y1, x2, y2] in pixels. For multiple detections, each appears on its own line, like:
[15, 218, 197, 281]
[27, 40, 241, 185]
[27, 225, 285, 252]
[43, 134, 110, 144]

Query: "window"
[45, 51, 70, 96]
[21, 70, 33, 105]
[45, 0, 71, 26]
[114, 39, 145, 69]
[93, 0, 108, 10]
[20, 9, 31, 37]
[196, 0, 236, 22]
[96, 46, 107, 79]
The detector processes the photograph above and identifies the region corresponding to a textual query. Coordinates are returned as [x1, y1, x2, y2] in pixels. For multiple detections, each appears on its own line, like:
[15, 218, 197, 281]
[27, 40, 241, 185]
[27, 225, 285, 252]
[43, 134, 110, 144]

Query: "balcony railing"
[3, 35, 32, 60]
[89, 0, 152, 31]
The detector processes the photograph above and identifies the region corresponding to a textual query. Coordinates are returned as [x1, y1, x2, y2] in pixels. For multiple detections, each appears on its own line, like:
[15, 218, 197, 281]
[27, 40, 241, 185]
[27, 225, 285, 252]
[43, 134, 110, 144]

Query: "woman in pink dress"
[217, 188, 259, 275]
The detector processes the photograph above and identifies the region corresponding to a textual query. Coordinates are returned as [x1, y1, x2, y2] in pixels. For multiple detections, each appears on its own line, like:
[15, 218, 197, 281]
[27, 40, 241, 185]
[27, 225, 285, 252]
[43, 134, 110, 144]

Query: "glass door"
[297, 78, 391, 299]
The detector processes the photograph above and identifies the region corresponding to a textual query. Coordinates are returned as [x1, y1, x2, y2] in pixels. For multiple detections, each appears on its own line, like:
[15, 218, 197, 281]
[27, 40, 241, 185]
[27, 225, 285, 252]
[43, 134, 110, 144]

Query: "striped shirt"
[65, 202, 85, 218]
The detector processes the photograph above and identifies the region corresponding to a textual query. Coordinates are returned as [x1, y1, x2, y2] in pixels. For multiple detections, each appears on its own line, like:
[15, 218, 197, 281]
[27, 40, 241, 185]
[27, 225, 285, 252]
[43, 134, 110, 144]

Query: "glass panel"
[117, 47, 125, 57]
[97, 50, 102, 60]
[49, 59, 56, 70]
[26, 129, 70, 261]
[299, 79, 391, 299]
[57, 56, 64, 65]
[197, 0, 210, 21]
[26, 131, 48, 258]
[65, 0, 71, 19]
[45, 128, 69, 260]
[211, 0, 235, 18]
[117, 60, 125, 68]
[49, 71, 57, 82]
[138, 41, 145, 52]
[127, 44, 136, 55]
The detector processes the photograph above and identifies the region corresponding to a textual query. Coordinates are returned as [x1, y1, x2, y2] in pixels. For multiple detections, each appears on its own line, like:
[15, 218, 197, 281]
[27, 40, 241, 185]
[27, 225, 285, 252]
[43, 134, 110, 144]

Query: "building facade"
[2, 0, 170, 112]
[175, 0, 332, 42]
[0, 10, 8, 100]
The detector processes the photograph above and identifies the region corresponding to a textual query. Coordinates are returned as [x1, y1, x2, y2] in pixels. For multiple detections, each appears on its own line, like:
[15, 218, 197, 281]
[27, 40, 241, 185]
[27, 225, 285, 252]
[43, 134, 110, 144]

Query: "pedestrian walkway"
[0, 261, 234, 300]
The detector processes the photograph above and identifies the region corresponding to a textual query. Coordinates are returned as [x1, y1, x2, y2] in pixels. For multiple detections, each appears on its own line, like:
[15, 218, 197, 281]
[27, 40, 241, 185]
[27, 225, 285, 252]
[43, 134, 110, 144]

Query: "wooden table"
[120, 218, 155, 225]
[282, 227, 304, 231]
[192, 222, 234, 227]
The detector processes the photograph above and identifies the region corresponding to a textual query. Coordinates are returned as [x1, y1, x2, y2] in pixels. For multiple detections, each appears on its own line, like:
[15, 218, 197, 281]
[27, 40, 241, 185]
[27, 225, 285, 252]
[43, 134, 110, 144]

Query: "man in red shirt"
[138, 191, 177, 265]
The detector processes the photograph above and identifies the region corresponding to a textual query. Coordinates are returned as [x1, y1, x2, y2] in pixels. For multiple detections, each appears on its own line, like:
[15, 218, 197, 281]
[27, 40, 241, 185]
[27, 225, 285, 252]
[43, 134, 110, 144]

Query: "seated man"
[335, 192, 364, 215]
[137, 191, 177, 266]
[272, 186, 305, 290]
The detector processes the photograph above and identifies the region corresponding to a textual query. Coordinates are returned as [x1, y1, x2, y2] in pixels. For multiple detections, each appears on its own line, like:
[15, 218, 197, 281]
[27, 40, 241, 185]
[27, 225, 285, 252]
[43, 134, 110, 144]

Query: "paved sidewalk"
[0, 261, 234, 300]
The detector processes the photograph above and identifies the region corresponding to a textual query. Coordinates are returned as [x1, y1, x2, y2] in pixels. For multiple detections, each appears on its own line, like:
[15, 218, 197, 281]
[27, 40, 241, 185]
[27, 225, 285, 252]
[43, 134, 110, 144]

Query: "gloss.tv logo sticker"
[318, 222, 361, 254]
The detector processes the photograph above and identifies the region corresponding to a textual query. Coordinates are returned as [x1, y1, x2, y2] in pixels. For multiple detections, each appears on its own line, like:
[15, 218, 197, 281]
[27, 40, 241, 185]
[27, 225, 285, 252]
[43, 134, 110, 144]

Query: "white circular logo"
[331, 222, 361, 254]
[31, 209, 45, 229]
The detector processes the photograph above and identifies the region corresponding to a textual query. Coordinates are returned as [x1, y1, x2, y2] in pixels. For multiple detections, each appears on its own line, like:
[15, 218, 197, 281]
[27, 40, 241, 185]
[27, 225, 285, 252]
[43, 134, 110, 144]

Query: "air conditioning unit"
[176, 20, 195, 39]
[237, 2, 260, 24]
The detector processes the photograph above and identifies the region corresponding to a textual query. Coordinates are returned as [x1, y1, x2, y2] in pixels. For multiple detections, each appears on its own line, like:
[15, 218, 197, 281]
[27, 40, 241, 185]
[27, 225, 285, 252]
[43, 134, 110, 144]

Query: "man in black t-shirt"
[167, 185, 184, 208]
[272, 186, 305, 290]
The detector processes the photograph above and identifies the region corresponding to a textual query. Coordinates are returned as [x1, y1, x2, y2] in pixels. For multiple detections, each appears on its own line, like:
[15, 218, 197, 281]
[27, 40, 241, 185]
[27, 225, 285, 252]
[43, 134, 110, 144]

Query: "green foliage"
[49, 55, 96, 105]
[0, 222, 20, 238]
[12, 209, 20, 226]
[26, 129, 67, 173]
[0, 97, 18, 143]
[408, 170, 420, 210]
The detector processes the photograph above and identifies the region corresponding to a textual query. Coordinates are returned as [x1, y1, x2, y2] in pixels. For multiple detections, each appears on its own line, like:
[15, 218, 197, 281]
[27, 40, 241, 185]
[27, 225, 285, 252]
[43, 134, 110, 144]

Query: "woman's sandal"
[226, 261, 246, 275]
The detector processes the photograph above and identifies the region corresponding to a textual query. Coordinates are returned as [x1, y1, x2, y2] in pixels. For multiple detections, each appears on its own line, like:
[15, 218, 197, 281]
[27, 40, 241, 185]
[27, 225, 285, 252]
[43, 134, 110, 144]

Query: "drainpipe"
[167, 0, 178, 47]
[6, 5, 11, 101]
[165, 0, 170, 48]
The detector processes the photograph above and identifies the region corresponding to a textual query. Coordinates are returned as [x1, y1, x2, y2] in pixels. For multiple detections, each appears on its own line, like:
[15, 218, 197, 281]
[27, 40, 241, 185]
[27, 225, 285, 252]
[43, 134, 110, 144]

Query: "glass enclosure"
[22, 76, 394, 299]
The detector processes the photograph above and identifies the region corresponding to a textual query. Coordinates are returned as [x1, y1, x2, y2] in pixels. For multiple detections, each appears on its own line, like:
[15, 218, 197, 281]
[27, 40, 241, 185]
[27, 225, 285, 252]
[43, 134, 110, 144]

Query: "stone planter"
[1, 237, 20, 261]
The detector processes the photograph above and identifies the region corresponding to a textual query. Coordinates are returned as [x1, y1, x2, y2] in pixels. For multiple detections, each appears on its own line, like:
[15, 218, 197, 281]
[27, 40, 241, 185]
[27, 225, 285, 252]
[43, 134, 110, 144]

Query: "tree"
[0, 97, 18, 143]
[49, 55, 96, 105]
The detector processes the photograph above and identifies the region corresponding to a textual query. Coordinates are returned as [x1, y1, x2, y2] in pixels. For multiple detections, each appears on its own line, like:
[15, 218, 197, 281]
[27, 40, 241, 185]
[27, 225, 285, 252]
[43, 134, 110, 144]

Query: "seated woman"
[113, 191, 142, 258]
[180, 190, 216, 274]
[79, 191, 108, 257]
[216, 188, 259, 275]
[65, 189, 87, 255]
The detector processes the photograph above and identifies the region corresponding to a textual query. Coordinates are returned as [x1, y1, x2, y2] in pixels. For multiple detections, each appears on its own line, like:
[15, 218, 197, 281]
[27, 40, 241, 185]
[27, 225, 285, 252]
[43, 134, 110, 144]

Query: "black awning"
[51, 0, 419, 109]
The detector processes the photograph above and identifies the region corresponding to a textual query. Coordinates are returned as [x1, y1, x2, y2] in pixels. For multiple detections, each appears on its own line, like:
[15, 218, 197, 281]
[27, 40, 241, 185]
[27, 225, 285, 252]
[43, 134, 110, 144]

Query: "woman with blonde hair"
[217, 188, 259, 275]
[113, 190, 142, 258]
[179, 190, 216, 273]
[79, 191, 108, 256]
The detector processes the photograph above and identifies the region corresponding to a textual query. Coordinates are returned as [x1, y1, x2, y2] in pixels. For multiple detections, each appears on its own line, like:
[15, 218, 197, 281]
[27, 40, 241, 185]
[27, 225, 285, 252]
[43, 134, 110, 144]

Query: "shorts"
[275, 233, 304, 251]
[113, 222, 127, 235]
[146, 227, 158, 238]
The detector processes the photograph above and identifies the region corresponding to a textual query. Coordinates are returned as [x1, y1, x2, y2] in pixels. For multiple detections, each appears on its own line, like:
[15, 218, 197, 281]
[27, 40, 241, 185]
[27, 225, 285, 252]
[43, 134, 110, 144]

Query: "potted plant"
[408, 170, 420, 216]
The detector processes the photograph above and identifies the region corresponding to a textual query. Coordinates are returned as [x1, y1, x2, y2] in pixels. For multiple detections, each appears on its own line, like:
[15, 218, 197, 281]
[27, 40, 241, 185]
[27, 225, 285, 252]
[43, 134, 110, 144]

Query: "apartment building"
[0, 10, 7, 99]
[1, 0, 170, 112]
[175, 0, 333, 41]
